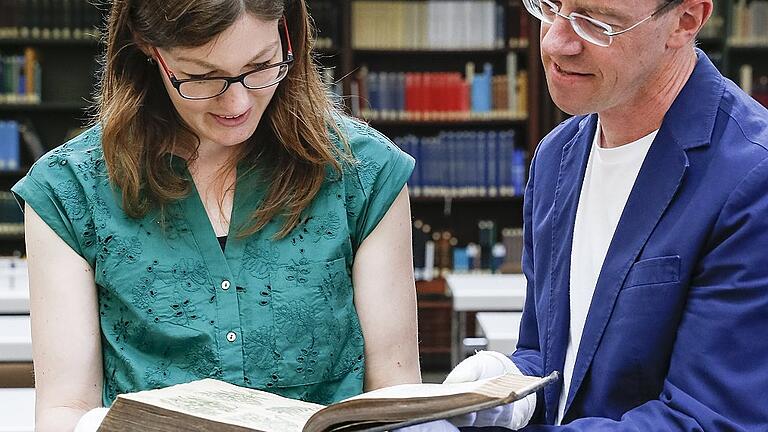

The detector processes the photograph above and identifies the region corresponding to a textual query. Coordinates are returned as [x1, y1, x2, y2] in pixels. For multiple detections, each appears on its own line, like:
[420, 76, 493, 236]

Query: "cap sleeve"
[339, 117, 415, 251]
[11, 128, 103, 260]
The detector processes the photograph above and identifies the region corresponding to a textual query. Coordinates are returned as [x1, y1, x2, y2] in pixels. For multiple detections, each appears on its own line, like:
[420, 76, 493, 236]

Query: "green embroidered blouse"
[11, 116, 414, 407]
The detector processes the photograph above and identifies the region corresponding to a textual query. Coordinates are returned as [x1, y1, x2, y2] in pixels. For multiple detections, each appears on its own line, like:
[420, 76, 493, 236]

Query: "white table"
[0, 315, 32, 362]
[0, 279, 29, 315]
[476, 311, 523, 354]
[446, 274, 526, 366]
[0, 388, 34, 432]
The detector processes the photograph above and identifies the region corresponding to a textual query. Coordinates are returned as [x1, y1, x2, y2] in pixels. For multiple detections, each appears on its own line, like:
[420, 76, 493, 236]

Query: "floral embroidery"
[170, 258, 211, 293]
[242, 239, 279, 279]
[308, 211, 341, 243]
[53, 180, 89, 220]
[274, 300, 315, 344]
[145, 360, 172, 388]
[132, 274, 158, 314]
[184, 345, 222, 379]
[244, 326, 280, 370]
[284, 257, 312, 285]
[158, 205, 192, 240]
[46, 145, 74, 168]
[111, 317, 132, 345]
[356, 158, 382, 192]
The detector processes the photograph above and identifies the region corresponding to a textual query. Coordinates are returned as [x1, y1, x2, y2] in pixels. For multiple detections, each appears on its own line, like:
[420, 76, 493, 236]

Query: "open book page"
[119, 379, 325, 431]
[342, 372, 544, 401]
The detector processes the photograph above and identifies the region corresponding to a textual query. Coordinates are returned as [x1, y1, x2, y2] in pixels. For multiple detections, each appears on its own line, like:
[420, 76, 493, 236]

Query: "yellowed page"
[118, 379, 324, 431]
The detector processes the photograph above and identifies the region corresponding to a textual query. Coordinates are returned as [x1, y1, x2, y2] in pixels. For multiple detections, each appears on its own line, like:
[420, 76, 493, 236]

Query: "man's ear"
[667, 0, 713, 49]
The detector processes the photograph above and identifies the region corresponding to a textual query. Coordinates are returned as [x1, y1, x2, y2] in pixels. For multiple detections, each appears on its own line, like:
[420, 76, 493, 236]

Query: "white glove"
[74, 407, 109, 432]
[443, 351, 536, 430]
[394, 419, 460, 432]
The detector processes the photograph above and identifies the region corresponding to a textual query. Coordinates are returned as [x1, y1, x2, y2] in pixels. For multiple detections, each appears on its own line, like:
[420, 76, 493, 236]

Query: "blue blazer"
[511, 51, 768, 430]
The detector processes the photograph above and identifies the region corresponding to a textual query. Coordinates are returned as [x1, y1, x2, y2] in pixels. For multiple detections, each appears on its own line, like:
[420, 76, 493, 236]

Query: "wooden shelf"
[0, 37, 99, 46]
[726, 42, 768, 51]
[353, 47, 525, 56]
[0, 102, 87, 112]
[365, 117, 527, 128]
[0, 170, 29, 177]
[411, 196, 523, 204]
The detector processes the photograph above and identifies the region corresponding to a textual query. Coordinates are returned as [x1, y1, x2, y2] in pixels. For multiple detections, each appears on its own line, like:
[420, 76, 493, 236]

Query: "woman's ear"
[667, 0, 713, 49]
[133, 35, 155, 59]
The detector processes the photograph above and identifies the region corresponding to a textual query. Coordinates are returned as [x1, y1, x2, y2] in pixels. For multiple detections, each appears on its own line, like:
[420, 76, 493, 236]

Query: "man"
[435, 0, 768, 430]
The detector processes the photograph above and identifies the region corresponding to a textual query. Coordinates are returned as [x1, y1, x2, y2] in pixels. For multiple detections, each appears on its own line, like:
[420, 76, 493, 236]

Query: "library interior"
[1, 0, 767, 431]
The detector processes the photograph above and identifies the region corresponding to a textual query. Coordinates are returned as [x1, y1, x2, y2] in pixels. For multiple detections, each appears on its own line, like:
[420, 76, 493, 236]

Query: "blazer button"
[226, 331, 237, 342]
[221, 280, 231, 290]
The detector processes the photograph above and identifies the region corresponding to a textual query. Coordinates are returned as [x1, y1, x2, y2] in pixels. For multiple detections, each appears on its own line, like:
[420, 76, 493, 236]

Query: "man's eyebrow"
[174, 41, 279, 69]
[576, 3, 631, 21]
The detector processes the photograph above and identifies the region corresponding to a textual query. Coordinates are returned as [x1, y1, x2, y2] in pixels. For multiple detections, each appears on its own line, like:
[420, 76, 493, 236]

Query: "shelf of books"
[721, 0, 768, 108]
[0, 0, 104, 256]
[344, 0, 540, 368]
[345, 1, 535, 237]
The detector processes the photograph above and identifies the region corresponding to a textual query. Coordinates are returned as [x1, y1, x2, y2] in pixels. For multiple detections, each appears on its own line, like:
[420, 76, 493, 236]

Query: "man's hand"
[443, 351, 536, 430]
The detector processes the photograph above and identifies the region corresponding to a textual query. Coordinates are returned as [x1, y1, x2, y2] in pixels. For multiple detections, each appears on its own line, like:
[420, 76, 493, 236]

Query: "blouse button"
[221, 280, 231, 290]
[226, 331, 237, 342]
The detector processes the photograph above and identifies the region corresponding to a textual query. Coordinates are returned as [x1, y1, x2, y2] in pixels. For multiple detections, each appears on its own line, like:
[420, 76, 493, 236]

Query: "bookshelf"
[683, 0, 768, 106]
[0, 1, 104, 255]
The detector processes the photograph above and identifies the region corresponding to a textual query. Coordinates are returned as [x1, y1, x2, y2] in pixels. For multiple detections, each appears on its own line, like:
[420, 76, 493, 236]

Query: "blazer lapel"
[543, 115, 595, 424]
[562, 125, 689, 415]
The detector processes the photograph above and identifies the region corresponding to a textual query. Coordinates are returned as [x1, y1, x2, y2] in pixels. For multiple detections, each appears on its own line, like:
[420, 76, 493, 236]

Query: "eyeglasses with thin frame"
[522, 0, 677, 47]
[152, 17, 294, 100]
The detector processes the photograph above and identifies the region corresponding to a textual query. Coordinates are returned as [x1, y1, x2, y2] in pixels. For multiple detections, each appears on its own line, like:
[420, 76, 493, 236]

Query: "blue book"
[0, 121, 20, 171]
[396, 73, 406, 113]
[471, 63, 493, 113]
[379, 72, 392, 113]
[499, 130, 516, 196]
[512, 149, 527, 196]
[367, 72, 380, 112]
[0, 122, 8, 170]
[477, 131, 488, 196]
[487, 131, 498, 196]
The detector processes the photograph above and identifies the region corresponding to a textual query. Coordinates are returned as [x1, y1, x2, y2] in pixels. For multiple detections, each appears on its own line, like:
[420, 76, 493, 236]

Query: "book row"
[351, 1, 529, 50]
[0, 0, 103, 40]
[0, 48, 41, 104]
[730, 0, 768, 45]
[351, 57, 527, 119]
[395, 129, 526, 198]
[413, 220, 523, 281]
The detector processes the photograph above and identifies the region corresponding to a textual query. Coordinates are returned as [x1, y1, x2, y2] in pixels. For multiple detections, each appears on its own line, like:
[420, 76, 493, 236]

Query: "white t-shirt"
[555, 119, 657, 424]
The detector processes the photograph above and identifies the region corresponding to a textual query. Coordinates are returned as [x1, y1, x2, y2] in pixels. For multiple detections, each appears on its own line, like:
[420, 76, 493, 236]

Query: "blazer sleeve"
[521, 158, 768, 431]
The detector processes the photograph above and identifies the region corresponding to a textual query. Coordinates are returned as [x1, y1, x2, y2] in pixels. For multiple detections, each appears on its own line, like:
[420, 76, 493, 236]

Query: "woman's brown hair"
[96, 0, 348, 238]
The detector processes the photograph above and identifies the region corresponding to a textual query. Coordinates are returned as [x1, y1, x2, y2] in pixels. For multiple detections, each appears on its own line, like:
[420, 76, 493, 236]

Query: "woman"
[12, 1, 421, 430]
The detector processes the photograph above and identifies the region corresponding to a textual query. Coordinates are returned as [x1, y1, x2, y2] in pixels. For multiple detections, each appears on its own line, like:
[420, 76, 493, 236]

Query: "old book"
[98, 371, 558, 432]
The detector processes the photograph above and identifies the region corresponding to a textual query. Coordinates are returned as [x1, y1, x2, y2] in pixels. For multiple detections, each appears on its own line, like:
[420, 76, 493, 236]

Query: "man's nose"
[540, 16, 584, 58]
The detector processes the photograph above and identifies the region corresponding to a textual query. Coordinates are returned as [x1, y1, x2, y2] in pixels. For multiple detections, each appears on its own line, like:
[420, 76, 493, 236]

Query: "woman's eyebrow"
[174, 41, 279, 69]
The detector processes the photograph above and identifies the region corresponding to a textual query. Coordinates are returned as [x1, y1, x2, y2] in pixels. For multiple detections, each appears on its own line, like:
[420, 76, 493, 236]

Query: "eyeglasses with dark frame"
[152, 17, 294, 100]
[522, 0, 678, 47]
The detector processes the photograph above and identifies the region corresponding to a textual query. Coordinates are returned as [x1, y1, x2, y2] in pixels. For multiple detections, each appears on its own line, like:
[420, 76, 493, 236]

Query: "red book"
[405, 73, 416, 113]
